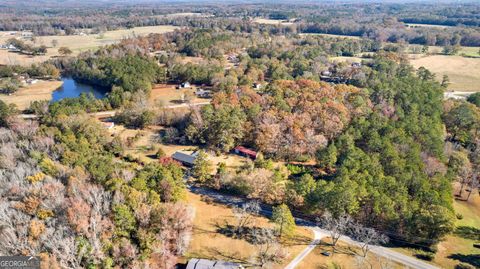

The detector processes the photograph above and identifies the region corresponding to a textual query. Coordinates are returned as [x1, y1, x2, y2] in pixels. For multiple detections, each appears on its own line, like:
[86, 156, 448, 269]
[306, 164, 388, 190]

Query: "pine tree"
[271, 204, 296, 238]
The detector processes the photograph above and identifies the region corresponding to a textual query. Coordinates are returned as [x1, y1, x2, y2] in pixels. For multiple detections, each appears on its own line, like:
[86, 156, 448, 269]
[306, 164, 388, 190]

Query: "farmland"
[410, 55, 480, 92]
[0, 25, 179, 65]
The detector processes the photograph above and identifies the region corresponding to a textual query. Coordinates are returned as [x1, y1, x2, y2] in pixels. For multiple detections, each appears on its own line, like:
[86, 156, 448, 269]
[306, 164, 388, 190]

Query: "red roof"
[234, 146, 258, 157]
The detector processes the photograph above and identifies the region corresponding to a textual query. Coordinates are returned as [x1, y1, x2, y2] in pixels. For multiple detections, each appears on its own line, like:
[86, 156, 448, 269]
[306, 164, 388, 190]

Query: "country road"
[188, 186, 440, 269]
[284, 227, 327, 269]
[18, 101, 211, 119]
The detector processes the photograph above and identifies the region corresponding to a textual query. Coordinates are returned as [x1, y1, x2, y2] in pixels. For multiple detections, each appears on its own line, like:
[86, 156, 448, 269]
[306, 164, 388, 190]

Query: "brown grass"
[297, 238, 403, 269]
[183, 191, 313, 268]
[410, 55, 480, 92]
[149, 84, 206, 107]
[0, 80, 62, 110]
[0, 25, 179, 65]
[253, 18, 294, 26]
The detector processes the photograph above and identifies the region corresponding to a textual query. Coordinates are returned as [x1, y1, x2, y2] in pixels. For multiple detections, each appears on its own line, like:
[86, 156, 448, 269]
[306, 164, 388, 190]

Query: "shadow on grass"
[214, 222, 312, 247]
[448, 253, 480, 268]
[454, 226, 480, 241]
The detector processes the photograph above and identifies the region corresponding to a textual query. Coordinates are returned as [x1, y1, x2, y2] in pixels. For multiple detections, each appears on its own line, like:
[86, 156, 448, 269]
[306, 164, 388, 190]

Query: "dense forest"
[1, 1, 480, 46]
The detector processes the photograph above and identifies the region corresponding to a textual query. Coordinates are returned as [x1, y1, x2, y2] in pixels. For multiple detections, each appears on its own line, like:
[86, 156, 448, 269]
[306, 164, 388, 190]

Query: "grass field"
[183, 191, 313, 268]
[0, 25, 179, 65]
[253, 18, 294, 26]
[410, 55, 480, 92]
[149, 84, 206, 107]
[0, 80, 62, 110]
[299, 33, 361, 40]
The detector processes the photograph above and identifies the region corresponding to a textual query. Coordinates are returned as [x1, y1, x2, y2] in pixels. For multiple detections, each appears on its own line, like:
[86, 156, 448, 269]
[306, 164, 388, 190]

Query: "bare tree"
[351, 225, 388, 257]
[233, 200, 260, 235]
[250, 228, 288, 268]
[320, 211, 353, 249]
[466, 172, 479, 201]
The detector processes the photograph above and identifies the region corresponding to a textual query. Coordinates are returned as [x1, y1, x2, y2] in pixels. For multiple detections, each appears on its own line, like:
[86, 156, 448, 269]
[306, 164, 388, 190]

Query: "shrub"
[156, 147, 166, 158]
[414, 250, 435, 261]
[455, 263, 475, 269]
[456, 213, 464, 220]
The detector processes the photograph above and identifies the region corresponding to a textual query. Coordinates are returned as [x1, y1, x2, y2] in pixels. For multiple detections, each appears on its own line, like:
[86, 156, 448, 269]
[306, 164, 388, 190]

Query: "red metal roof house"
[233, 146, 258, 160]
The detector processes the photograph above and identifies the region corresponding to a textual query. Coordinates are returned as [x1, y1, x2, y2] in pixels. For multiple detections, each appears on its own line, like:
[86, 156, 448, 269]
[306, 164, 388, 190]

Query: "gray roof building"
[186, 259, 242, 269]
[172, 151, 198, 166]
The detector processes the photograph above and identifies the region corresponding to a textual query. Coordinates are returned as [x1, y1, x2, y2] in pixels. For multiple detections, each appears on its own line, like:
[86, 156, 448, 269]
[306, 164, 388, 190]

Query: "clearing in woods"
[0, 80, 63, 110]
[0, 25, 179, 65]
[410, 55, 480, 92]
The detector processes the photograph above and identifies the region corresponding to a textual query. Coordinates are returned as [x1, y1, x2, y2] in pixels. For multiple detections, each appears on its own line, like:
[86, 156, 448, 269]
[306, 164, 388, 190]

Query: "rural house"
[233, 146, 258, 160]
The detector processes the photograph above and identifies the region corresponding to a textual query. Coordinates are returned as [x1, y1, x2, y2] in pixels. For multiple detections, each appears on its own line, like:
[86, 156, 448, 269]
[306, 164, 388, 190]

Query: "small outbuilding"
[233, 146, 258, 160]
[186, 258, 242, 269]
[172, 151, 198, 166]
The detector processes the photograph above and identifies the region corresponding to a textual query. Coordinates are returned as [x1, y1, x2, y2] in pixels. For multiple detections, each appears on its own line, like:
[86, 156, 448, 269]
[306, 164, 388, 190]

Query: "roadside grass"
[182, 191, 313, 268]
[297, 237, 404, 269]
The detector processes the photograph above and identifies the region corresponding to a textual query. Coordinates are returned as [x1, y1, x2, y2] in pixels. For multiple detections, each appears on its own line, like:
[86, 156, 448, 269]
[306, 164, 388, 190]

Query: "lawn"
[149, 84, 207, 107]
[182, 191, 313, 268]
[0, 25, 179, 65]
[0, 80, 62, 110]
[410, 55, 480, 92]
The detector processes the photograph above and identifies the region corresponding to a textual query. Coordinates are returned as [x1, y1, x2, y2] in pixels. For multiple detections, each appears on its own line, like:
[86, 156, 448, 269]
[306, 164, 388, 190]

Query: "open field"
[253, 18, 294, 26]
[149, 84, 207, 107]
[299, 33, 361, 40]
[0, 25, 179, 65]
[410, 55, 480, 92]
[405, 23, 454, 29]
[183, 191, 313, 268]
[0, 80, 62, 110]
[297, 238, 403, 269]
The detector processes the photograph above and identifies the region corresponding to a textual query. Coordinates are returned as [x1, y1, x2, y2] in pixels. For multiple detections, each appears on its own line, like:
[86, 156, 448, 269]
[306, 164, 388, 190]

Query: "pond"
[52, 77, 108, 102]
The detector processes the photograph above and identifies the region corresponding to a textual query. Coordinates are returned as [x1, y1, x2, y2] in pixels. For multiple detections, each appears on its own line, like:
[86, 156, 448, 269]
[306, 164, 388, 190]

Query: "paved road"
[188, 186, 440, 269]
[18, 101, 211, 119]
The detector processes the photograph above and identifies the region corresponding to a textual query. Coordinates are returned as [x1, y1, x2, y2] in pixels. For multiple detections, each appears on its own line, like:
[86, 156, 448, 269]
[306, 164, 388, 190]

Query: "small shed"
[172, 151, 198, 166]
[233, 146, 258, 160]
[186, 258, 242, 269]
